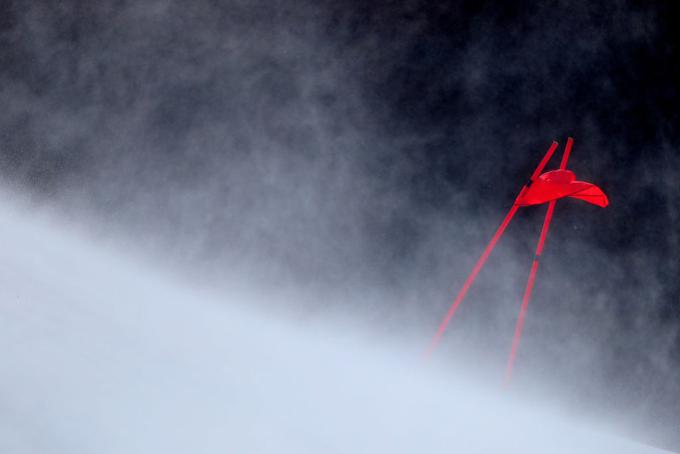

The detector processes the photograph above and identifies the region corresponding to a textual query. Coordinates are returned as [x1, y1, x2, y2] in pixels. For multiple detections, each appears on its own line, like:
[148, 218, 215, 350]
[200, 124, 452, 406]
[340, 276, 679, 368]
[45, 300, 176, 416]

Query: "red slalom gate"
[425, 138, 608, 383]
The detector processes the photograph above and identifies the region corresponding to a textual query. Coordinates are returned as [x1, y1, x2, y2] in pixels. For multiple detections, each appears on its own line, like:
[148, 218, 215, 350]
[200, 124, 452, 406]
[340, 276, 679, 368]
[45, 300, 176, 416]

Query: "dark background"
[1, 0, 679, 449]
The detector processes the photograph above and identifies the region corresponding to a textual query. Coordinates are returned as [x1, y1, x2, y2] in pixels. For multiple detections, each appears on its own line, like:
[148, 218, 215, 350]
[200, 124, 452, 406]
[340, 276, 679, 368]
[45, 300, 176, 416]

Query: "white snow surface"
[0, 196, 669, 454]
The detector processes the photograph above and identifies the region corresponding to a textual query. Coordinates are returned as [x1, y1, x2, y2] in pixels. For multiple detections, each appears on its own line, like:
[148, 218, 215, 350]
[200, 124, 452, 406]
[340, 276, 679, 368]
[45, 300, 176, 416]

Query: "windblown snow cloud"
[0, 197, 669, 453]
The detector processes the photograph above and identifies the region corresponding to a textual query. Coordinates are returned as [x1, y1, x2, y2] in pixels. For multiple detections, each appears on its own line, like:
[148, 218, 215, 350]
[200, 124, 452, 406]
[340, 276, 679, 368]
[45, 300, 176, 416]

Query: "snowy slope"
[0, 197, 669, 454]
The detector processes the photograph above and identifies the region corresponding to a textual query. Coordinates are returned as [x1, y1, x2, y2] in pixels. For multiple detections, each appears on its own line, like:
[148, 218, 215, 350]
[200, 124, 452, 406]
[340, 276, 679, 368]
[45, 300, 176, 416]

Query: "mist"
[0, 194, 669, 453]
[1, 0, 679, 451]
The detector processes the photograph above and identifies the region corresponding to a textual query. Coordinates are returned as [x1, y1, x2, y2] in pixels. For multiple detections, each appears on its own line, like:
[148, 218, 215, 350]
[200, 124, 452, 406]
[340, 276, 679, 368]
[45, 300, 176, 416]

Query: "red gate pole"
[424, 141, 559, 359]
[504, 137, 573, 383]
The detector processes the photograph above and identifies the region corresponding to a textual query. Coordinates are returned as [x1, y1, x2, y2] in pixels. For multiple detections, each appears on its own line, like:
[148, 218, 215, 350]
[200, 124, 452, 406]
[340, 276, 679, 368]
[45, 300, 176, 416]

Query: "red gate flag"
[515, 169, 608, 207]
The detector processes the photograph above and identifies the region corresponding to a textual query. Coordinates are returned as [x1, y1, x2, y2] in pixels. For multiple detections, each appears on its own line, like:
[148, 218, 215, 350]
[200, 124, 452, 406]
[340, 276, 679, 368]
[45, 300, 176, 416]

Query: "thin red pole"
[424, 204, 519, 358]
[504, 201, 555, 383]
[559, 136, 574, 170]
[504, 137, 573, 383]
[424, 141, 559, 359]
